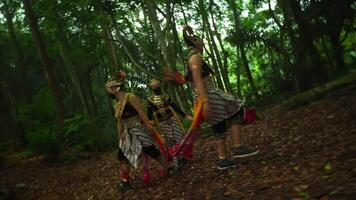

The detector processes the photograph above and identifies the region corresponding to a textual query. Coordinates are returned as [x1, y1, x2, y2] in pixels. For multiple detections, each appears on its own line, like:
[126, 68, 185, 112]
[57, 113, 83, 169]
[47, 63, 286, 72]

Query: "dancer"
[106, 71, 172, 191]
[165, 26, 259, 170]
[147, 79, 193, 168]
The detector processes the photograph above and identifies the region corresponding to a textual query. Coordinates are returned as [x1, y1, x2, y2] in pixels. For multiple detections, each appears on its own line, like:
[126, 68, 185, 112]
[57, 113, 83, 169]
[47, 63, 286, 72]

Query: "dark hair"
[183, 34, 196, 47]
[119, 83, 126, 92]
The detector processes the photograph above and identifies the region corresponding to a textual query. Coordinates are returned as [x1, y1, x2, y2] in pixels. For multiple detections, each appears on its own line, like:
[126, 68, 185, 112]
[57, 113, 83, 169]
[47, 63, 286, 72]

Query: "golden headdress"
[105, 70, 126, 92]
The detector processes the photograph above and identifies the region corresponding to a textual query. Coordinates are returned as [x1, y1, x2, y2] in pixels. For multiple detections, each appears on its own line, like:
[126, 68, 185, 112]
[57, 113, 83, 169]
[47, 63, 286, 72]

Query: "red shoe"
[159, 169, 166, 177]
[143, 170, 150, 184]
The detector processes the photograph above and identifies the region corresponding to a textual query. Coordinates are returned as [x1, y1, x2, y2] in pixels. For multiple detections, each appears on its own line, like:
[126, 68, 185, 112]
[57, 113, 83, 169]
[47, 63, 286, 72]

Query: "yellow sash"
[114, 93, 135, 118]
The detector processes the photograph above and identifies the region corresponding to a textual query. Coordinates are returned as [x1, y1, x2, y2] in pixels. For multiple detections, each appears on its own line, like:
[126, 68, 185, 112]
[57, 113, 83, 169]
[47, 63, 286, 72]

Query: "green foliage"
[63, 114, 117, 151]
[0, 0, 355, 164]
[324, 163, 332, 171]
[63, 114, 89, 146]
[27, 128, 63, 161]
[13, 150, 34, 160]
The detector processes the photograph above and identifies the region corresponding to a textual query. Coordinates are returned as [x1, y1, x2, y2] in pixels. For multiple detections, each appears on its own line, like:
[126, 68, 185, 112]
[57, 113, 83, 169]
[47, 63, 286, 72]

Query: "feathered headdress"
[105, 70, 126, 93]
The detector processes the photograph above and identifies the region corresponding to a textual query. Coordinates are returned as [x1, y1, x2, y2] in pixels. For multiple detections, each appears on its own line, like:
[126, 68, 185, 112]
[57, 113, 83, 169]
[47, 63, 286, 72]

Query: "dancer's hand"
[163, 69, 186, 85]
[185, 115, 194, 121]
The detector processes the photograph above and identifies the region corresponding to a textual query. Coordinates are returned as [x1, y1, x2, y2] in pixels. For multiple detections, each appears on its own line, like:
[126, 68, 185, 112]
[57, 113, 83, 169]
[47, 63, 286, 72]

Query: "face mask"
[153, 87, 162, 95]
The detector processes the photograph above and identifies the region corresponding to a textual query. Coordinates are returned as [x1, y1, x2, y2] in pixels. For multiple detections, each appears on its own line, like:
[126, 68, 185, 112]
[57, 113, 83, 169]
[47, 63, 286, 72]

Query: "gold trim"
[114, 93, 130, 118]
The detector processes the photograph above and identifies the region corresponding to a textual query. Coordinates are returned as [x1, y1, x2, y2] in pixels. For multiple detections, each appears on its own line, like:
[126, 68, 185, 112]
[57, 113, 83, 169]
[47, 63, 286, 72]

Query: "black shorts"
[117, 145, 161, 161]
[211, 108, 244, 139]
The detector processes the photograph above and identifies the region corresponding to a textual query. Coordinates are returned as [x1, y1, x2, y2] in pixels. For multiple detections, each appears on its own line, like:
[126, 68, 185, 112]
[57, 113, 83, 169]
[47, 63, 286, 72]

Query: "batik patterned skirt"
[158, 116, 184, 148]
[195, 77, 243, 125]
[119, 116, 154, 168]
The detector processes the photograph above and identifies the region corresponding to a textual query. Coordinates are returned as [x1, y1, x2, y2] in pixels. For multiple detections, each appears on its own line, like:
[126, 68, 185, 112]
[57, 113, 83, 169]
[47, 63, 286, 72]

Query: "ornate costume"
[115, 93, 156, 168]
[186, 51, 244, 127]
[164, 25, 258, 170]
[147, 93, 186, 148]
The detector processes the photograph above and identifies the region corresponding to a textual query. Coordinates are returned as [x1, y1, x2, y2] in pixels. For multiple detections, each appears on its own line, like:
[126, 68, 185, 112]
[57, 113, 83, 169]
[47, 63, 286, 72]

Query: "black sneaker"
[117, 181, 132, 192]
[217, 158, 236, 170]
[232, 146, 259, 158]
[167, 166, 176, 176]
[176, 157, 187, 170]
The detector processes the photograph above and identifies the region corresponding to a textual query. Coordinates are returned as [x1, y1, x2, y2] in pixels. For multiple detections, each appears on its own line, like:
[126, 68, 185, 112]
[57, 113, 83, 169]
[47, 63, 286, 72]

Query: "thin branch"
[89, 29, 156, 78]
[155, 4, 166, 18]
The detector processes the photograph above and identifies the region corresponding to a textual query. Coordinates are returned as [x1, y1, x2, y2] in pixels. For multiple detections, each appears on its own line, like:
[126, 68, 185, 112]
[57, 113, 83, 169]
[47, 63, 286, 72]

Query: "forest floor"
[1, 88, 356, 200]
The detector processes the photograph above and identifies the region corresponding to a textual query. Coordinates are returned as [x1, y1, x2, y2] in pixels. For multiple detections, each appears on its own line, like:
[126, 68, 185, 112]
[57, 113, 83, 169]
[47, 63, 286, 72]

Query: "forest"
[0, 0, 355, 199]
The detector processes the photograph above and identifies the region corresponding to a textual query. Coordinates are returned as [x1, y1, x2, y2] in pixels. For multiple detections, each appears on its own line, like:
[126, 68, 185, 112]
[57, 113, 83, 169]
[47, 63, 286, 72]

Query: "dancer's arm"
[189, 53, 211, 120]
[129, 95, 154, 131]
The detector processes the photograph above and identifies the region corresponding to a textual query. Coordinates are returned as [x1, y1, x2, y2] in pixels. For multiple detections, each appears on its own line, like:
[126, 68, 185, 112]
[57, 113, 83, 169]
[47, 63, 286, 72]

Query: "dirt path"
[1, 90, 356, 200]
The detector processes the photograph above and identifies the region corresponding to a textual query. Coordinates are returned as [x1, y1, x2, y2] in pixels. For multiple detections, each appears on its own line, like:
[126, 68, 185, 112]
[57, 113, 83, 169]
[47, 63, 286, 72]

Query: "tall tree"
[143, 0, 187, 109]
[52, 1, 93, 119]
[22, 0, 65, 125]
[199, 0, 225, 90]
[0, 0, 30, 101]
[208, 0, 232, 93]
[288, 0, 328, 84]
[227, 0, 259, 99]
[277, 0, 311, 91]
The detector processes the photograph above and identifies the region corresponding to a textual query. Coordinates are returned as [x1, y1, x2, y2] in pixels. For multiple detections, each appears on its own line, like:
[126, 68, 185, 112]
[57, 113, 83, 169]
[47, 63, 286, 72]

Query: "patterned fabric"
[119, 118, 154, 168]
[158, 116, 184, 148]
[195, 77, 243, 125]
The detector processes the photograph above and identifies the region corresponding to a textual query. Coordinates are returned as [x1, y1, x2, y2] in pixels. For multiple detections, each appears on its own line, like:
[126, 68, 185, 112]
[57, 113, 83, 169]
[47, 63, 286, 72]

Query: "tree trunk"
[53, 6, 92, 119]
[203, 29, 225, 90]
[103, 27, 120, 71]
[167, 3, 191, 110]
[288, 0, 328, 84]
[84, 65, 98, 116]
[0, 58, 26, 143]
[179, 2, 189, 25]
[200, 0, 226, 91]
[97, 63, 115, 117]
[278, 0, 311, 92]
[144, 0, 169, 68]
[209, 1, 232, 93]
[329, 26, 345, 74]
[240, 44, 259, 99]
[108, 13, 155, 78]
[171, 15, 186, 73]
[321, 37, 334, 76]
[22, 0, 65, 125]
[199, 0, 225, 90]
[143, 0, 187, 110]
[235, 51, 242, 97]
[227, 0, 258, 98]
[268, 0, 295, 90]
[1, 0, 30, 102]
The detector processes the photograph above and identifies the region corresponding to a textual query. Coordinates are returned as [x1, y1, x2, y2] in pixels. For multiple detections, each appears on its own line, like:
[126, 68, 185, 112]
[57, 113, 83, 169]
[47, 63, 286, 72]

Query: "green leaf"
[324, 163, 332, 171]
[299, 191, 310, 199]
